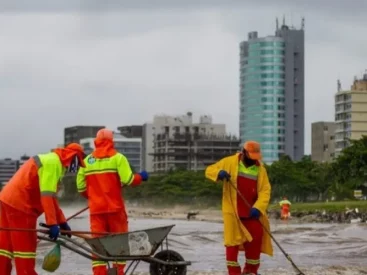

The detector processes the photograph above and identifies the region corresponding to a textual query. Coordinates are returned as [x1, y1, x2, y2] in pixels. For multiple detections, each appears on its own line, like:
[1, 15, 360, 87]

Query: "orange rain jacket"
[0, 143, 85, 226]
[77, 138, 142, 215]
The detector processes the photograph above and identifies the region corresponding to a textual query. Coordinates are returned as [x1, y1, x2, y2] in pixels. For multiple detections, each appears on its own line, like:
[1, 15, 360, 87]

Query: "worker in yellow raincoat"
[205, 141, 273, 275]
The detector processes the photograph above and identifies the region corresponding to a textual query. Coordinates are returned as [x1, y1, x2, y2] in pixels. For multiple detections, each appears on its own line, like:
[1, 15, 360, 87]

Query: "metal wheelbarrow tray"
[38, 224, 191, 275]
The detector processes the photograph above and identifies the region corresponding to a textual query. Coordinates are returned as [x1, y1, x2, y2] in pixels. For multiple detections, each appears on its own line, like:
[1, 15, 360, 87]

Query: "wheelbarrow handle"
[39, 223, 50, 228]
[38, 223, 109, 238]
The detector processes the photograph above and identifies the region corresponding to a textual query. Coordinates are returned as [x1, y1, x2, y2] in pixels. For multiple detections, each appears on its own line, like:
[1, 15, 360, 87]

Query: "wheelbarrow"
[37, 224, 191, 275]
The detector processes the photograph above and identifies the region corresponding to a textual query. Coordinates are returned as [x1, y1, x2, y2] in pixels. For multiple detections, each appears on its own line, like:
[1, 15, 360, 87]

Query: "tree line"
[61, 136, 367, 205]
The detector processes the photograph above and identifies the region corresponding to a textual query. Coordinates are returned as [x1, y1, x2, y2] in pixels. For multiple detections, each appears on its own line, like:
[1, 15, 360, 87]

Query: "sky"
[0, 0, 366, 158]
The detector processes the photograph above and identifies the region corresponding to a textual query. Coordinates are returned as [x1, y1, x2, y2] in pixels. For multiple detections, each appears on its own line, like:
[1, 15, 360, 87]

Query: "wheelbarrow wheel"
[149, 249, 187, 275]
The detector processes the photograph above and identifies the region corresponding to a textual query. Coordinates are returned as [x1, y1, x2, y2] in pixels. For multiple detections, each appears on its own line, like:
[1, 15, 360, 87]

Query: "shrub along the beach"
[61, 136, 367, 206]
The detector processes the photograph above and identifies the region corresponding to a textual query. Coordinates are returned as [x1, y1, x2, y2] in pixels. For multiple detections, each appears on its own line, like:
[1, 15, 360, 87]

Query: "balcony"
[334, 135, 347, 143]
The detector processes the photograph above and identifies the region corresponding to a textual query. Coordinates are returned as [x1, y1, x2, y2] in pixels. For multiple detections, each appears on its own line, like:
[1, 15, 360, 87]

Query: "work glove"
[250, 208, 261, 219]
[48, 225, 60, 241]
[59, 222, 72, 238]
[139, 170, 149, 181]
[217, 170, 231, 181]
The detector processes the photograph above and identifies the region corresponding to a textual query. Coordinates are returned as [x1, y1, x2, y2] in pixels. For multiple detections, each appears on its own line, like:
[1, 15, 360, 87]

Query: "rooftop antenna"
[337, 79, 341, 92]
[283, 15, 286, 26]
[301, 17, 305, 29]
[276, 17, 279, 30]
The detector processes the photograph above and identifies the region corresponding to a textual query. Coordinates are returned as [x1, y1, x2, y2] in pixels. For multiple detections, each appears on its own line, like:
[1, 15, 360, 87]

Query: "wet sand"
[32, 204, 367, 275]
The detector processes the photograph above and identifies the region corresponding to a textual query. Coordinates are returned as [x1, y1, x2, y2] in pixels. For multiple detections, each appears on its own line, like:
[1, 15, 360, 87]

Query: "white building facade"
[142, 112, 238, 172]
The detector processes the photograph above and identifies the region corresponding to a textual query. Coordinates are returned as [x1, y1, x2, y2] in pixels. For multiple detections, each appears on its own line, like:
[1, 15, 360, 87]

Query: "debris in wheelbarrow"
[37, 224, 191, 275]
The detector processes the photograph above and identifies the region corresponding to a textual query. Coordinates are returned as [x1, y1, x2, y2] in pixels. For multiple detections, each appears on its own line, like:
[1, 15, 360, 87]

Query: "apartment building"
[80, 133, 142, 171]
[311, 122, 336, 162]
[334, 74, 367, 157]
[18, 155, 30, 168]
[117, 125, 143, 138]
[239, 17, 305, 163]
[0, 158, 18, 185]
[149, 112, 240, 172]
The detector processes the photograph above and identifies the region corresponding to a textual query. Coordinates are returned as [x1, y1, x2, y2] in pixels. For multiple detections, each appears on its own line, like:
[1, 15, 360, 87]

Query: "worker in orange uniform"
[205, 141, 273, 275]
[279, 197, 291, 220]
[77, 128, 149, 275]
[0, 143, 86, 275]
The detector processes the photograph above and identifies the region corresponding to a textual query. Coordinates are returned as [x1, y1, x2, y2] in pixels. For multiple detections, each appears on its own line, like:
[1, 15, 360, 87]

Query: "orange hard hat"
[243, 140, 262, 160]
[96, 128, 114, 140]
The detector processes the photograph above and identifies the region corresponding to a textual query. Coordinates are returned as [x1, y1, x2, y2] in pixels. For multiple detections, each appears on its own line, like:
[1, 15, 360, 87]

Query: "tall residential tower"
[239, 17, 305, 163]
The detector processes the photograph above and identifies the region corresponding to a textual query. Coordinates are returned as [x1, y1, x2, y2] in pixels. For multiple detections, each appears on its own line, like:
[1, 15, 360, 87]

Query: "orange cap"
[65, 143, 86, 167]
[65, 142, 84, 154]
[96, 128, 114, 140]
[243, 141, 262, 160]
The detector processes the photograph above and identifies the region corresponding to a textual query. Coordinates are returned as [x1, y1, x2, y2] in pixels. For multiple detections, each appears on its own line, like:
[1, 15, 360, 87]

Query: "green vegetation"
[124, 170, 222, 207]
[62, 136, 367, 209]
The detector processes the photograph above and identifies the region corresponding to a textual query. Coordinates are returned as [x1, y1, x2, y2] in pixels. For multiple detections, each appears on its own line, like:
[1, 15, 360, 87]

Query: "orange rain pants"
[0, 202, 38, 275]
[91, 210, 128, 275]
[281, 205, 290, 220]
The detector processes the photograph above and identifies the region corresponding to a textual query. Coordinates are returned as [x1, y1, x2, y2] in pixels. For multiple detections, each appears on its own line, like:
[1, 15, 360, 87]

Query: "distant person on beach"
[0, 143, 86, 275]
[76, 128, 149, 275]
[205, 141, 273, 275]
[279, 197, 291, 220]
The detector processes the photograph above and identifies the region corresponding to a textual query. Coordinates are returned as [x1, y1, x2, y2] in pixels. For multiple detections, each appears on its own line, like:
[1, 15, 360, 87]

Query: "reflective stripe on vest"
[238, 161, 259, 179]
[77, 153, 135, 193]
[279, 200, 291, 206]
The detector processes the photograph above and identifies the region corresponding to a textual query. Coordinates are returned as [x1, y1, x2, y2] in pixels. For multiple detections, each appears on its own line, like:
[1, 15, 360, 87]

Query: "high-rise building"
[239, 17, 305, 163]
[311, 122, 336, 162]
[64, 125, 105, 146]
[334, 73, 367, 157]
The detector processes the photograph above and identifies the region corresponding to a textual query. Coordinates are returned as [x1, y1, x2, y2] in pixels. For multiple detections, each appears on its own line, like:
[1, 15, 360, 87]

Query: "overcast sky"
[0, 0, 366, 158]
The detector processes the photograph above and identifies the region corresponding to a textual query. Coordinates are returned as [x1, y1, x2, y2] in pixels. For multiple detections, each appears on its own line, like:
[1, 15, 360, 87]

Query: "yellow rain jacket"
[205, 153, 273, 256]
